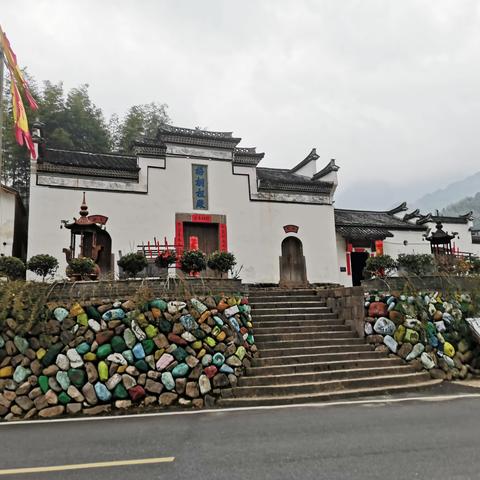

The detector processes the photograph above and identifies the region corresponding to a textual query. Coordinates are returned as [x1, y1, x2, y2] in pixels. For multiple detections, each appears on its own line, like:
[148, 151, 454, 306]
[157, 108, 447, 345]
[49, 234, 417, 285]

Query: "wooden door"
[183, 222, 219, 277]
[279, 236, 308, 287]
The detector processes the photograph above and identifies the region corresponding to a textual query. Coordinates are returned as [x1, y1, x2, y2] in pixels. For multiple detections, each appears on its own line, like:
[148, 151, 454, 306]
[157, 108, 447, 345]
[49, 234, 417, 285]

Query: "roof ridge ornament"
[312, 159, 339, 181]
[290, 148, 319, 174]
[387, 202, 408, 215]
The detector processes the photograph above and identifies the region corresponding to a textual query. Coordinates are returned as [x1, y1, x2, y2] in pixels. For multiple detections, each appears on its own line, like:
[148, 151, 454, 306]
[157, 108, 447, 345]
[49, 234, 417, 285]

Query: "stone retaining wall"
[0, 291, 256, 421]
[363, 276, 480, 294]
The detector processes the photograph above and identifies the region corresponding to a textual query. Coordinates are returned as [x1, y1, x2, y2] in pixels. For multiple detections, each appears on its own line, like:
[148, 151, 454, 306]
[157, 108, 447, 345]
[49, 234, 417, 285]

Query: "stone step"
[252, 307, 331, 316]
[252, 345, 387, 367]
[222, 371, 433, 398]
[251, 301, 327, 309]
[239, 364, 415, 387]
[253, 324, 351, 335]
[253, 318, 344, 328]
[217, 378, 443, 407]
[246, 356, 404, 377]
[249, 295, 321, 303]
[249, 289, 317, 297]
[252, 312, 338, 321]
[254, 331, 356, 343]
[256, 336, 362, 349]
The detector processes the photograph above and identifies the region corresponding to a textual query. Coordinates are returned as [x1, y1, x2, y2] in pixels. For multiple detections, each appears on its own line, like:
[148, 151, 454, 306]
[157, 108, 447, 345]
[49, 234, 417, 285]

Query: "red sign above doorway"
[283, 224, 299, 234]
[191, 214, 212, 223]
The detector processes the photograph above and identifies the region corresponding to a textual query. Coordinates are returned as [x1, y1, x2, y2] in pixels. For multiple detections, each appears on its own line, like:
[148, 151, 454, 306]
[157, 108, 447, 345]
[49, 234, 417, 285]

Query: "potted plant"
[0, 256, 26, 280]
[67, 257, 97, 281]
[180, 250, 206, 276]
[207, 251, 236, 278]
[154, 250, 177, 269]
[27, 254, 59, 282]
[117, 252, 148, 278]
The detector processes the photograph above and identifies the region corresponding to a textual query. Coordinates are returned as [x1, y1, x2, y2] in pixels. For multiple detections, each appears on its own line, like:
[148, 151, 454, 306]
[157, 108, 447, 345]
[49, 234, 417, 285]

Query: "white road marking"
[1, 393, 479, 427]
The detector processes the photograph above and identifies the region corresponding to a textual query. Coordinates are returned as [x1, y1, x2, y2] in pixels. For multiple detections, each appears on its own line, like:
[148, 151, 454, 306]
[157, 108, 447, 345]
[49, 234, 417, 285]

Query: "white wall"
[28, 154, 339, 284]
[383, 230, 431, 258]
[0, 190, 15, 257]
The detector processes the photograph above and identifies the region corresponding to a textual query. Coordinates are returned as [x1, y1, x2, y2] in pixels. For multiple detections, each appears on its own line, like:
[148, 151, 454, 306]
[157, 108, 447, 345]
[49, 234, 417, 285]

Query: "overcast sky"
[3, 0, 480, 208]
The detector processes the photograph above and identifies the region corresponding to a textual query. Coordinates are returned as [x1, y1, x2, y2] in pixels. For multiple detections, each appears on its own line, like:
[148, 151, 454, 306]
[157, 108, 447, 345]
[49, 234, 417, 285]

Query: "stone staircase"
[218, 288, 441, 407]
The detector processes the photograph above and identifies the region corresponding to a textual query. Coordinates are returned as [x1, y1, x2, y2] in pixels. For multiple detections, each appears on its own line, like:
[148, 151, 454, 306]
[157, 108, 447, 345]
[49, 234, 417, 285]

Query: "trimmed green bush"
[207, 251, 236, 273]
[364, 255, 397, 279]
[0, 256, 26, 280]
[69, 257, 96, 276]
[397, 253, 434, 276]
[27, 254, 59, 281]
[180, 250, 206, 274]
[117, 253, 148, 278]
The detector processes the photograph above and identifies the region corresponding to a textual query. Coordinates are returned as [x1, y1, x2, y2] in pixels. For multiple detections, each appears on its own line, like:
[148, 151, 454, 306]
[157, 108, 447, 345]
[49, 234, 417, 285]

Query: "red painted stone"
[167, 333, 188, 346]
[368, 302, 388, 318]
[95, 330, 114, 345]
[241, 297, 249, 305]
[128, 385, 146, 402]
[240, 327, 248, 335]
[204, 365, 218, 379]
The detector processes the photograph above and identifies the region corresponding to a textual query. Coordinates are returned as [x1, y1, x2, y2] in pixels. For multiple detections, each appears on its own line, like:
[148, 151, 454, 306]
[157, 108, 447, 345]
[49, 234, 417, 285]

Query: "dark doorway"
[351, 251, 369, 286]
[279, 236, 308, 287]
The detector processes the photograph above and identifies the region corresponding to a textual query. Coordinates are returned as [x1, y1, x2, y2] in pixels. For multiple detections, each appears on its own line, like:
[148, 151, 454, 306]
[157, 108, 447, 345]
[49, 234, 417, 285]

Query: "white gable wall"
[0, 189, 15, 257]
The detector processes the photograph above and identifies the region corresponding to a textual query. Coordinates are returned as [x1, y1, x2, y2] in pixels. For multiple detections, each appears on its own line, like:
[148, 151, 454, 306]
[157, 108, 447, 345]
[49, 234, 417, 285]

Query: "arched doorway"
[279, 236, 308, 287]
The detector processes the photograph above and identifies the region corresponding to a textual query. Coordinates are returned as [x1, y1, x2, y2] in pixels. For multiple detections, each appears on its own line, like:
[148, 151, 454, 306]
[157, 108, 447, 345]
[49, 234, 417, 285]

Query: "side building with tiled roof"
[28, 125, 340, 285]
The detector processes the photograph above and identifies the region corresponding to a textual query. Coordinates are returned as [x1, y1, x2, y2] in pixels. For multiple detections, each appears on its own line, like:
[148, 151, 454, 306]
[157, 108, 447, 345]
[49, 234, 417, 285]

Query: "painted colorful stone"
[161, 372, 175, 390]
[53, 307, 69, 322]
[172, 363, 189, 378]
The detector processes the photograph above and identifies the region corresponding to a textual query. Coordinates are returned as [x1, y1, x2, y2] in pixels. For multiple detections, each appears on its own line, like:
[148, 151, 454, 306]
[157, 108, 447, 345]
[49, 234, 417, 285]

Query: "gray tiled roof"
[336, 225, 394, 240]
[335, 209, 426, 231]
[257, 168, 334, 194]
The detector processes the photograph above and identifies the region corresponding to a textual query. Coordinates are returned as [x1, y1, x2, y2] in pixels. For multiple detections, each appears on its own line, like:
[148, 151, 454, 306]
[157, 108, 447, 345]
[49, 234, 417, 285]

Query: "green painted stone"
[76, 342, 91, 355]
[192, 340, 202, 350]
[404, 329, 420, 344]
[212, 352, 225, 367]
[85, 305, 101, 320]
[161, 372, 175, 390]
[193, 329, 206, 340]
[111, 336, 127, 353]
[77, 313, 88, 326]
[68, 368, 86, 388]
[172, 363, 189, 378]
[150, 299, 167, 311]
[58, 391, 71, 405]
[235, 346, 246, 361]
[247, 334, 255, 345]
[394, 325, 406, 343]
[124, 329, 136, 349]
[212, 326, 221, 337]
[142, 339, 155, 356]
[145, 324, 158, 339]
[134, 359, 149, 372]
[96, 344, 112, 360]
[113, 383, 129, 400]
[204, 337, 216, 348]
[158, 319, 172, 334]
[213, 316, 224, 327]
[56, 371, 70, 390]
[42, 343, 64, 367]
[171, 346, 188, 362]
[39, 375, 49, 394]
[98, 361, 109, 382]
[13, 366, 31, 383]
[122, 350, 134, 364]
[14, 336, 29, 354]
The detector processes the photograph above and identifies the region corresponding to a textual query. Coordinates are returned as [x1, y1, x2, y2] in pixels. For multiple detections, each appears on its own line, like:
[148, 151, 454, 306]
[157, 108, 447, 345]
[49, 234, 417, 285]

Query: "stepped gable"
[37, 148, 139, 180]
[256, 168, 334, 195]
[335, 207, 426, 241]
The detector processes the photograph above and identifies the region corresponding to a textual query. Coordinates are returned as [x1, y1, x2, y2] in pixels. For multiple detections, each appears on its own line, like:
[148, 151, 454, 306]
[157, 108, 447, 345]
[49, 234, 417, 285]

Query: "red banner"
[191, 214, 212, 223]
[219, 223, 228, 252]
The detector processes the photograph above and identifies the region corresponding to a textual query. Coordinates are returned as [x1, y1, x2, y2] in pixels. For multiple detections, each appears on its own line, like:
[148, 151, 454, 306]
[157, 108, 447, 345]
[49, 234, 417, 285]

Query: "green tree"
[118, 102, 169, 152]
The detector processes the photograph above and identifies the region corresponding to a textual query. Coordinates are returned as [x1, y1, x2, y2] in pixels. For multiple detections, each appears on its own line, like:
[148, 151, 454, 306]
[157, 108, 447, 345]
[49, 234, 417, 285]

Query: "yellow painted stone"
[70, 303, 84, 316]
[0, 366, 13, 378]
[192, 341, 202, 350]
[36, 348, 46, 360]
[136, 313, 148, 328]
[197, 348, 206, 359]
[247, 322, 253, 328]
[151, 307, 161, 319]
[154, 349, 165, 361]
[216, 331, 226, 342]
[227, 297, 236, 306]
[84, 352, 96, 361]
[198, 311, 211, 324]
[117, 365, 127, 373]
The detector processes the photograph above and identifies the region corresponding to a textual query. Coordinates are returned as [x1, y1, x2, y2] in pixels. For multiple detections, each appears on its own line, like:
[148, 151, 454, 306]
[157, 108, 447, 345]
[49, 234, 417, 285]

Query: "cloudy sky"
[3, 0, 480, 208]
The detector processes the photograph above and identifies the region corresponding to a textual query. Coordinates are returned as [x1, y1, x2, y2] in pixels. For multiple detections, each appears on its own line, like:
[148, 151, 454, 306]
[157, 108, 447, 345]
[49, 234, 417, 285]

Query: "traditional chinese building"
[0, 184, 27, 259]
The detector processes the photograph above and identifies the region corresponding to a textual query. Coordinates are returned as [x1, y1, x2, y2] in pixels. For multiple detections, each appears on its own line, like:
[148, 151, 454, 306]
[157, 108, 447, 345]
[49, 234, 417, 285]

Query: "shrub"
[154, 250, 177, 269]
[68, 257, 96, 276]
[117, 253, 148, 278]
[27, 254, 59, 281]
[364, 255, 397, 279]
[397, 253, 434, 276]
[0, 256, 26, 280]
[207, 251, 236, 273]
[180, 250, 206, 274]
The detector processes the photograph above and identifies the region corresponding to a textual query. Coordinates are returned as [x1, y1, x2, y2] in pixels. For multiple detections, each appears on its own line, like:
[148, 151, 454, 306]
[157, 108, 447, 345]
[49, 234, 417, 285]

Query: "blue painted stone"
[172, 363, 189, 378]
[180, 315, 197, 332]
[132, 343, 145, 360]
[213, 316, 224, 327]
[102, 308, 126, 321]
[56, 371, 71, 390]
[212, 352, 225, 368]
[122, 350, 134, 364]
[229, 317, 240, 332]
[161, 372, 175, 390]
[191, 298, 207, 314]
[53, 307, 69, 322]
[76, 342, 90, 355]
[219, 364, 234, 374]
[94, 382, 112, 402]
[150, 299, 167, 311]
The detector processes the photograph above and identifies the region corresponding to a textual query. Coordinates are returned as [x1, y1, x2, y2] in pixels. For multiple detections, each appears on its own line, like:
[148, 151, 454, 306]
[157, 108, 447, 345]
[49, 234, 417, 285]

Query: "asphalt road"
[1, 397, 480, 480]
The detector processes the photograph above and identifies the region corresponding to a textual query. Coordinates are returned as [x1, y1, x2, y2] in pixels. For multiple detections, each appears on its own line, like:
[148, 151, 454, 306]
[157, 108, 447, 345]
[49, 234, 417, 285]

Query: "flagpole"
[0, 43, 4, 182]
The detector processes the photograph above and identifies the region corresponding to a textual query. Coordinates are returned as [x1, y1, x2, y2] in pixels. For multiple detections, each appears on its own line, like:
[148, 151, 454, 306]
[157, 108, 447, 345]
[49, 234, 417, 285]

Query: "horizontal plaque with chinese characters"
[192, 164, 208, 210]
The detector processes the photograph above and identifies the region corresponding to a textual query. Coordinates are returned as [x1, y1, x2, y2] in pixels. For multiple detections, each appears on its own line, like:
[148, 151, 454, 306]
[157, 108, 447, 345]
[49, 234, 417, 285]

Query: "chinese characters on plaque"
[192, 164, 208, 210]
